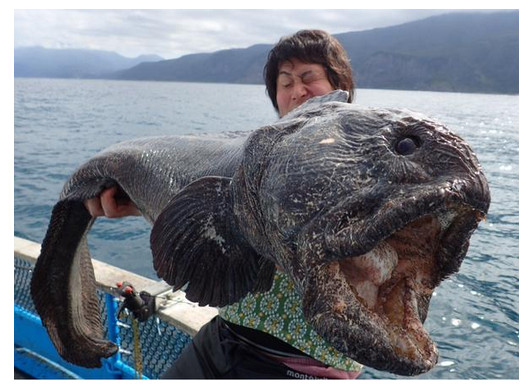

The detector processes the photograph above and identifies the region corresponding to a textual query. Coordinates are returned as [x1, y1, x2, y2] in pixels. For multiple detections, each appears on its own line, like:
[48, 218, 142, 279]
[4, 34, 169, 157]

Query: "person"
[86, 30, 361, 379]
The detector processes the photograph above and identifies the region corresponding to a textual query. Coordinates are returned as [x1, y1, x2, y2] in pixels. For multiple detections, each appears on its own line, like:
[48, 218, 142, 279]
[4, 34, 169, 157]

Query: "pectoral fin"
[151, 176, 274, 307]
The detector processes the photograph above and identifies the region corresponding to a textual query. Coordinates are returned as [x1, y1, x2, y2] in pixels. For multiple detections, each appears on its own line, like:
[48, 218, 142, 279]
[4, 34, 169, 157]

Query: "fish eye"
[395, 136, 420, 155]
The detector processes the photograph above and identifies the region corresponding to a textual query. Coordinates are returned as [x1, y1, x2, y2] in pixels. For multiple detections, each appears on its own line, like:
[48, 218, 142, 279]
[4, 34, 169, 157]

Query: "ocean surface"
[14, 78, 519, 379]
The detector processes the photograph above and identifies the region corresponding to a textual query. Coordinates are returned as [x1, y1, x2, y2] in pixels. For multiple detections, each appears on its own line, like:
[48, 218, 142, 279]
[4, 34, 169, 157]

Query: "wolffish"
[31, 91, 490, 376]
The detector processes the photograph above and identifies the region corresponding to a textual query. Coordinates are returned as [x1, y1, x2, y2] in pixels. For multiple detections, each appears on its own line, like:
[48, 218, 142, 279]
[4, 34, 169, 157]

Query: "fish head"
[233, 99, 490, 375]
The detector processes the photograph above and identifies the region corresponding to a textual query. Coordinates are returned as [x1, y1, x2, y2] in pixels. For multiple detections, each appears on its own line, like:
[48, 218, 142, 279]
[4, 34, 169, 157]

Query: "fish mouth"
[333, 215, 445, 375]
[299, 184, 488, 375]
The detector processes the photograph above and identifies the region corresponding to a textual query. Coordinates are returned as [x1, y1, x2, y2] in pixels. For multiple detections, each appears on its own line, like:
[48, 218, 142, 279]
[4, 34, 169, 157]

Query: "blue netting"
[14, 256, 193, 379]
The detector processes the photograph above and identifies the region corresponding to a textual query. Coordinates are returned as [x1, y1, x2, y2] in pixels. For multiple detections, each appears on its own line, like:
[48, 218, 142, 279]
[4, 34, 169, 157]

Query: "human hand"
[84, 186, 141, 218]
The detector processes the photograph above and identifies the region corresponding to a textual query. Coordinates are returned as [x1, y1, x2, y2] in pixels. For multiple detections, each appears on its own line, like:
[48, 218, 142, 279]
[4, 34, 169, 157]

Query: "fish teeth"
[338, 241, 400, 311]
[351, 240, 399, 285]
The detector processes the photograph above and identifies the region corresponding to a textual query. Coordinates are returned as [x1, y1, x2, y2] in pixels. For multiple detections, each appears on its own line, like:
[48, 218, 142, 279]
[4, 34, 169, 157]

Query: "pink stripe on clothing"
[273, 355, 362, 380]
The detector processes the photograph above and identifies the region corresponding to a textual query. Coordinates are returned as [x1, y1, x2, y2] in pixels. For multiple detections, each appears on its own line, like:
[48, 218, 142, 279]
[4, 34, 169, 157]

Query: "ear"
[150, 176, 275, 307]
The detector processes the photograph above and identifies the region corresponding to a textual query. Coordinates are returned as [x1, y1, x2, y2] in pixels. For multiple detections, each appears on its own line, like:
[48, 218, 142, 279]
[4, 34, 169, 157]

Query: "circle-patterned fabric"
[219, 271, 363, 372]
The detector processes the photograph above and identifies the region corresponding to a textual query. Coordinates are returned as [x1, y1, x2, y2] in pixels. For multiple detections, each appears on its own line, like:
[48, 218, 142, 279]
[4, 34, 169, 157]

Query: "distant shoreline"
[13, 76, 520, 97]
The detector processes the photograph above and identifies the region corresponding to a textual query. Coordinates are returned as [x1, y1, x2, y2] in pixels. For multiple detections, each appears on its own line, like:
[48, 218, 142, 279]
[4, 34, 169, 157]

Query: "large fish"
[30, 91, 490, 376]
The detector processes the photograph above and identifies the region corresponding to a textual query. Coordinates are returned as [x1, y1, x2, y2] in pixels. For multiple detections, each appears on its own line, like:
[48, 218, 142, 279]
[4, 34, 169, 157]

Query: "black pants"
[161, 316, 325, 379]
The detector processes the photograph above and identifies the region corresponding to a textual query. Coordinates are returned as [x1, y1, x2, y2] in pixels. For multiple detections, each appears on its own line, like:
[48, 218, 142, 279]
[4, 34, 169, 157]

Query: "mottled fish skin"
[232, 99, 490, 375]
[31, 91, 490, 375]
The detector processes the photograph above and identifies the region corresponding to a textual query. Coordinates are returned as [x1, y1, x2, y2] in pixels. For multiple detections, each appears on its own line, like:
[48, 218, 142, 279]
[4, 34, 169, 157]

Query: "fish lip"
[322, 182, 488, 269]
[301, 259, 440, 376]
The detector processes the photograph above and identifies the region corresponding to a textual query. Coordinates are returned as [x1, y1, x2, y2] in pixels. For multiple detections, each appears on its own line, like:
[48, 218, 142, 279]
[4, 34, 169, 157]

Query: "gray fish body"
[31, 91, 490, 375]
[60, 135, 246, 222]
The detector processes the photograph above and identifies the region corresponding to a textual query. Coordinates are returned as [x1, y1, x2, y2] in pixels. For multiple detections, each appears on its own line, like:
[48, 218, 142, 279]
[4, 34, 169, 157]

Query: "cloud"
[14, 9, 488, 59]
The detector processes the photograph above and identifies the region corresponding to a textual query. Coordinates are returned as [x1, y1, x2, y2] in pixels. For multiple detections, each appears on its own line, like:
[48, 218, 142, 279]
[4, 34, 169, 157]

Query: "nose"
[292, 82, 309, 102]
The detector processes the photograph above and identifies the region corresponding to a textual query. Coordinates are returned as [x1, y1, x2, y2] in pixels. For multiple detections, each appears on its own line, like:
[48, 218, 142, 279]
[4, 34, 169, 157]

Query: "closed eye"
[300, 70, 325, 85]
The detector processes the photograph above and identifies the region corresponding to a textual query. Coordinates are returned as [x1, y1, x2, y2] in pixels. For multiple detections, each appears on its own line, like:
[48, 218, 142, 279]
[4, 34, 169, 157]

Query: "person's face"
[276, 58, 334, 117]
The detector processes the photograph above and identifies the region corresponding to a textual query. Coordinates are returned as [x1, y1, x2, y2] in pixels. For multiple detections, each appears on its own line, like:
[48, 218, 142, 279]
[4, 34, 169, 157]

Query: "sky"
[13, 7, 515, 60]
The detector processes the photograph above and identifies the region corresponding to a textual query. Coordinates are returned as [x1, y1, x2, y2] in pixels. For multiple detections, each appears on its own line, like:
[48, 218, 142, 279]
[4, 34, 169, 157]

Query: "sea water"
[14, 78, 519, 379]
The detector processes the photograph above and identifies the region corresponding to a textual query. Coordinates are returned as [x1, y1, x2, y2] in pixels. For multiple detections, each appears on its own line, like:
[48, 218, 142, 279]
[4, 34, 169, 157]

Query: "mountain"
[112, 44, 271, 83]
[14, 47, 163, 78]
[111, 11, 518, 94]
[337, 11, 519, 94]
[14, 11, 518, 94]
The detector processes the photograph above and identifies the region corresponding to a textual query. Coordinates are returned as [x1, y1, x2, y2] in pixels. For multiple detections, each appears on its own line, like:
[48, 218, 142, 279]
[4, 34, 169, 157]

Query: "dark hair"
[263, 29, 355, 112]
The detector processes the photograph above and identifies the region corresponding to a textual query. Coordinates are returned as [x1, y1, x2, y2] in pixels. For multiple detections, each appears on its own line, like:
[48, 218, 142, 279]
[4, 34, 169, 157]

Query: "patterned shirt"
[219, 271, 363, 372]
